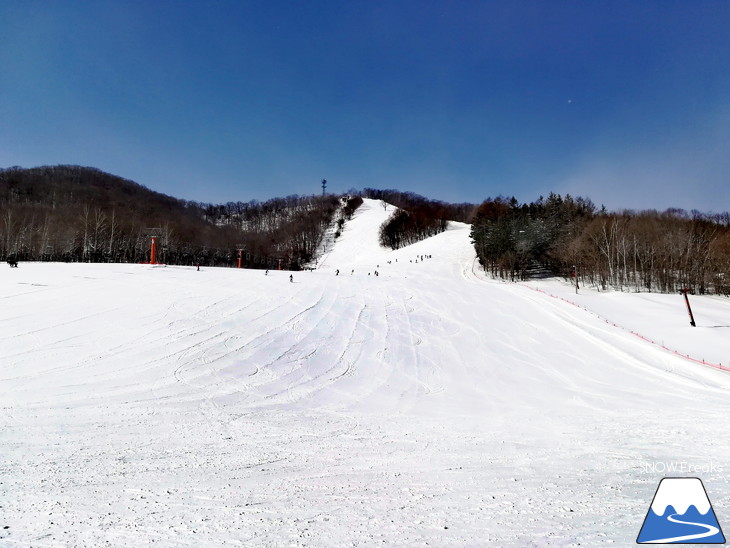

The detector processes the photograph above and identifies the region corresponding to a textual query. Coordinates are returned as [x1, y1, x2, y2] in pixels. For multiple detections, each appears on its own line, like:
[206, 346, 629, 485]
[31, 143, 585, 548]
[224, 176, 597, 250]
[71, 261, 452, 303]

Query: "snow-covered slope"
[3, 198, 730, 546]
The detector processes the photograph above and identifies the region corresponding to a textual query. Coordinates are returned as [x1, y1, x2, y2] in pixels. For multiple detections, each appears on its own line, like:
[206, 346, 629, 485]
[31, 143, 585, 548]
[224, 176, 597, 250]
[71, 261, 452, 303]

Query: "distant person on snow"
[265, 269, 269, 275]
[7, 256, 18, 268]
[336, 269, 339, 276]
[289, 274, 293, 283]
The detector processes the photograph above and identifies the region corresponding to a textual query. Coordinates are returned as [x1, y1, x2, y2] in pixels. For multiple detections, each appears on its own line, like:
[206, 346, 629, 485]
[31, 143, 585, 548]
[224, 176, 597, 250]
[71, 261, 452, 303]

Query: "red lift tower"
[144, 228, 162, 265]
[150, 236, 158, 264]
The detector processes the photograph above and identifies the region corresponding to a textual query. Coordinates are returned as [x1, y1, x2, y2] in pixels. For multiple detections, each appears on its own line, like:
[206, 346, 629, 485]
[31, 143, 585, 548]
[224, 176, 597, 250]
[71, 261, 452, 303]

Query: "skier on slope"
[289, 274, 293, 283]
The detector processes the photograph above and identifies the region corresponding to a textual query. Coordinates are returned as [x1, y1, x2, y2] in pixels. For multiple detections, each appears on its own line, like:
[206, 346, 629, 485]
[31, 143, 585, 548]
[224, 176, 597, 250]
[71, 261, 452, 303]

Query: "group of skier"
[264, 269, 293, 282]
[264, 252, 433, 283]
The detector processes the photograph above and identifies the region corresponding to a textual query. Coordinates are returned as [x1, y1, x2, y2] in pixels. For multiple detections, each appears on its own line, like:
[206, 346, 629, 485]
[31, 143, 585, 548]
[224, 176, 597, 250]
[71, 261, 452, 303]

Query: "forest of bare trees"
[379, 206, 447, 249]
[370, 189, 475, 250]
[363, 188, 475, 224]
[0, 166, 339, 270]
[470, 193, 730, 295]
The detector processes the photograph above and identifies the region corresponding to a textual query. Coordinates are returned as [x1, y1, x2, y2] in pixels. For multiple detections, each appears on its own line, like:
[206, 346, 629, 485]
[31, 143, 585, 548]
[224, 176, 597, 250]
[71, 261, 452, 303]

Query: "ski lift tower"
[236, 244, 245, 268]
[144, 228, 163, 264]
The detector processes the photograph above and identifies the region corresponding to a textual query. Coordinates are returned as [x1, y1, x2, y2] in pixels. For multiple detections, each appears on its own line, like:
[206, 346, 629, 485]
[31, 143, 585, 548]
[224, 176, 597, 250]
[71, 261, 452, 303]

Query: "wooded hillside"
[470, 193, 730, 295]
[3, 166, 728, 295]
[365, 188, 475, 250]
[0, 165, 338, 269]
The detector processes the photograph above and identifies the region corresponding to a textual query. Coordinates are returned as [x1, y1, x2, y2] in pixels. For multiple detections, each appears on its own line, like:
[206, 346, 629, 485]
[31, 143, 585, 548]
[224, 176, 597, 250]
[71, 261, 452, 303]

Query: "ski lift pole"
[144, 228, 162, 265]
[679, 288, 696, 327]
[236, 243, 245, 269]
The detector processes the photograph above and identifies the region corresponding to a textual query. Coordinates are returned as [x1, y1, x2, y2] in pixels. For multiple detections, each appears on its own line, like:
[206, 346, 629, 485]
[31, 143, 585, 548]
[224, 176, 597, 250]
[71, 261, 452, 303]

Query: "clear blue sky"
[1, 1, 728, 212]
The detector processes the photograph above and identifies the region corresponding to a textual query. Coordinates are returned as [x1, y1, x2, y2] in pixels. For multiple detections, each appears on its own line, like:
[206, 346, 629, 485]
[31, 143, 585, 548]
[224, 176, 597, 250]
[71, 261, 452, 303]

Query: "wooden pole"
[680, 288, 696, 327]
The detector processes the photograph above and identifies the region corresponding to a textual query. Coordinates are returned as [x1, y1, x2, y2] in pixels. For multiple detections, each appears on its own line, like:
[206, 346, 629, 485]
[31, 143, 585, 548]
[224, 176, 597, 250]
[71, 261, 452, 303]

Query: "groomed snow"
[2, 198, 730, 546]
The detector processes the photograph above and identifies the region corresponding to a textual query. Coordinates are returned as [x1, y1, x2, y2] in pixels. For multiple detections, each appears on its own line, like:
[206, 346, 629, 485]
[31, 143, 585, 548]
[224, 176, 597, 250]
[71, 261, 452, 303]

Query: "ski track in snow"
[2, 199, 730, 546]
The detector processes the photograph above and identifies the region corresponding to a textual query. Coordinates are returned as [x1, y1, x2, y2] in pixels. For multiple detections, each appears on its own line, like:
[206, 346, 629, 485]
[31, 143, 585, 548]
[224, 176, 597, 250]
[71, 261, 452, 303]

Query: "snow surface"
[2, 198, 730, 546]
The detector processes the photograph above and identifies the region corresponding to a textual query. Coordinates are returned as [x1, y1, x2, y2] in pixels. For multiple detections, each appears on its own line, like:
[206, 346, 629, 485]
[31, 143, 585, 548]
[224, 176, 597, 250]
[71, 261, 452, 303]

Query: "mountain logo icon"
[637, 477, 725, 544]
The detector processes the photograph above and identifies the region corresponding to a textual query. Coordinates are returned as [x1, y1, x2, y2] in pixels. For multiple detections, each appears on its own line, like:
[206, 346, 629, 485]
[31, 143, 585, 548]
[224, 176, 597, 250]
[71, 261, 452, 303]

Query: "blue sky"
[1, 1, 728, 212]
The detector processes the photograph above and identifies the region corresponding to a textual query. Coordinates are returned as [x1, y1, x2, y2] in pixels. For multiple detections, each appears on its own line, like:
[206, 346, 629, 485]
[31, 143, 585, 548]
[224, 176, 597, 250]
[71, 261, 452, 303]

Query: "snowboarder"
[289, 274, 293, 283]
[336, 269, 339, 276]
[265, 269, 269, 275]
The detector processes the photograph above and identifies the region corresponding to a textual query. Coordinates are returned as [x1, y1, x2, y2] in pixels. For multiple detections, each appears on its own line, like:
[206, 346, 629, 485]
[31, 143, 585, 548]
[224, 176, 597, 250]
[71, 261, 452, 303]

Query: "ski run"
[2, 199, 730, 546]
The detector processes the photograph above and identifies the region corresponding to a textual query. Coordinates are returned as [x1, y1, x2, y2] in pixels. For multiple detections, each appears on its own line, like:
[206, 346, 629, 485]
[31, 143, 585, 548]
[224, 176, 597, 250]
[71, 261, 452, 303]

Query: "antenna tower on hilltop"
[321, 179, 327, 195]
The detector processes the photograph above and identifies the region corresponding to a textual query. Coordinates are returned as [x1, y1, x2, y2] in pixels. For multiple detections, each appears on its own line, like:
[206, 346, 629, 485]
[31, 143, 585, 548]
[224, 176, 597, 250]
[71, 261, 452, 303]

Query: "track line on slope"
[502, 284, 730, 393]
[517, 283, 730, 373]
